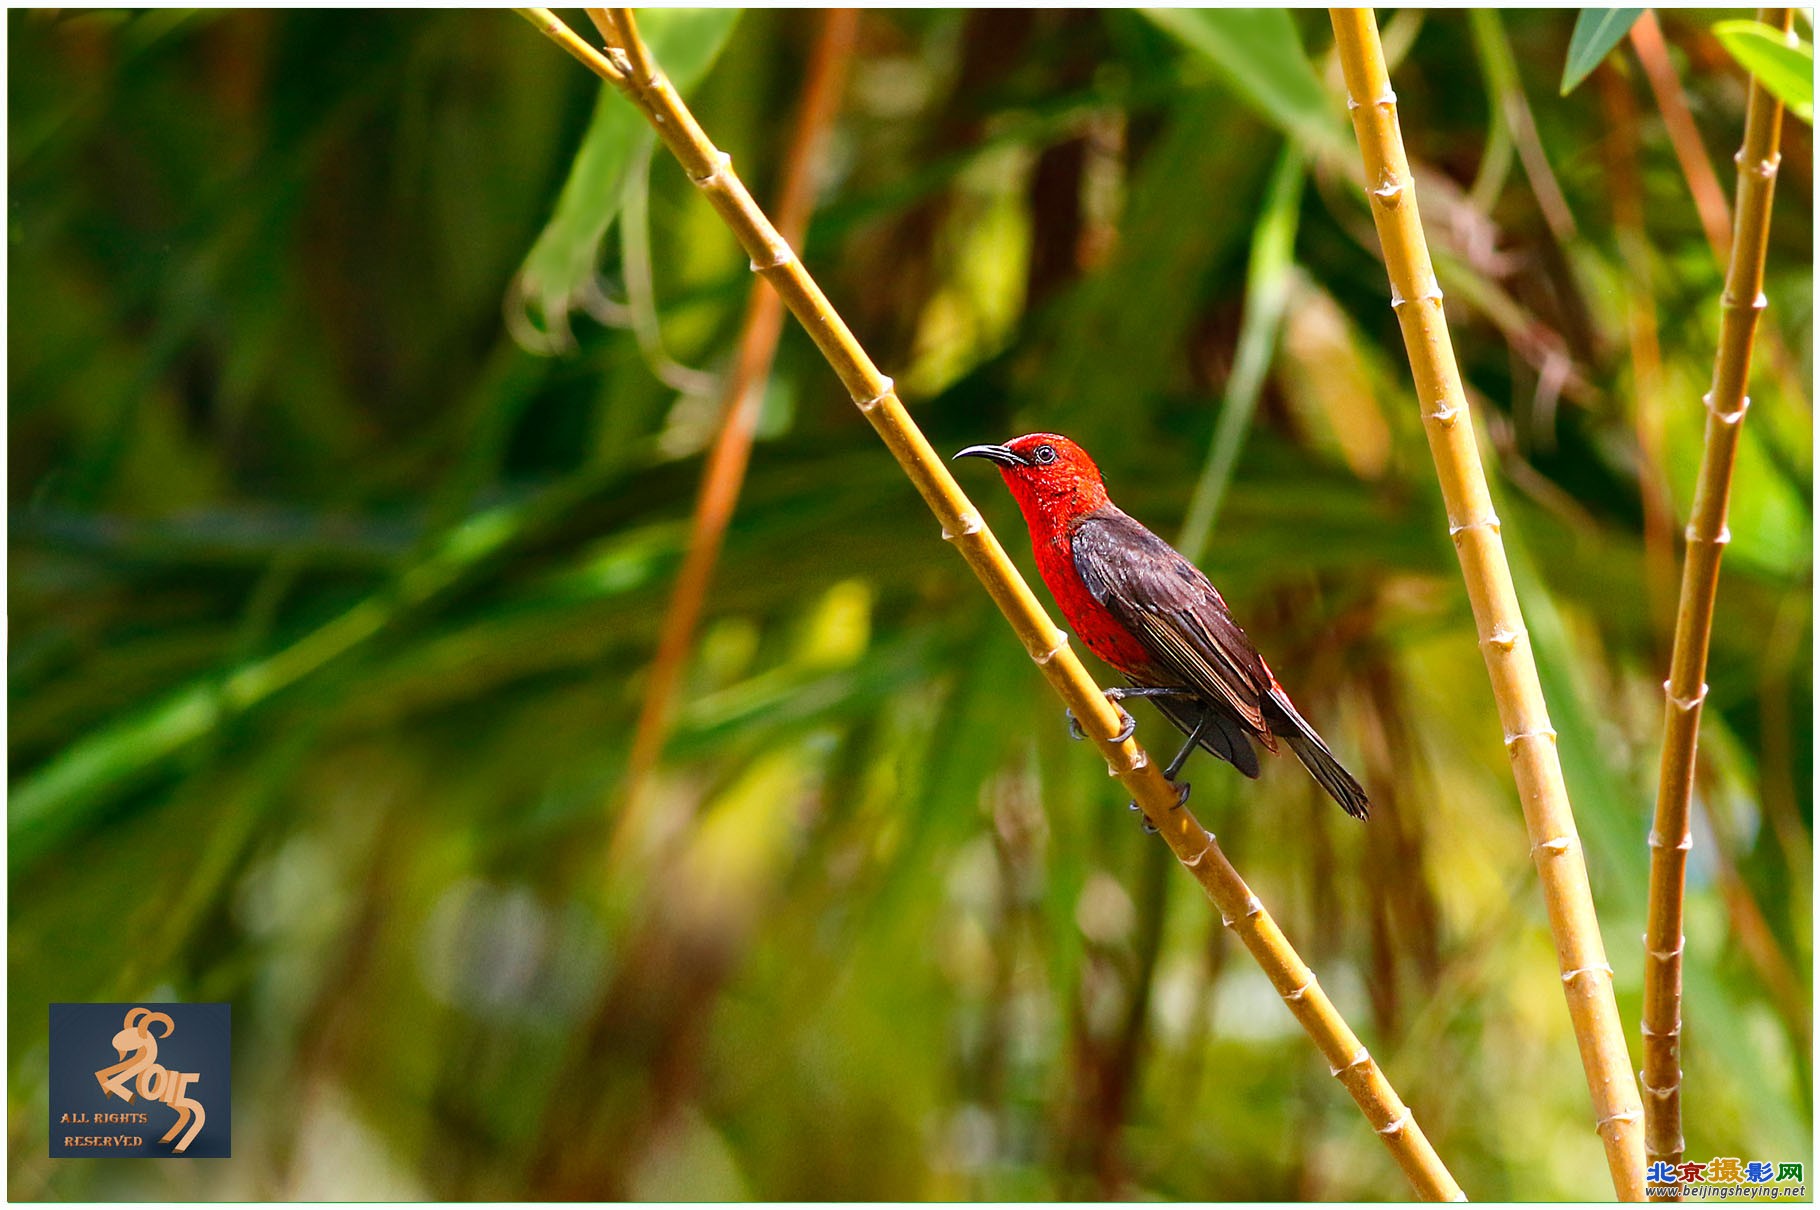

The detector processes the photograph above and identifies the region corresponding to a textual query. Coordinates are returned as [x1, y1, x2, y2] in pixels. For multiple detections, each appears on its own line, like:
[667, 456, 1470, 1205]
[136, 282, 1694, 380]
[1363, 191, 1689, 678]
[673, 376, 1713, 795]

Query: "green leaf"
[513, 9, 741, 348]
[1177, 144, 1305, 564]
[1559, 8, 1643, 95]
[1140, 9, 1344, 154]
[1714, 19, 1815, 125]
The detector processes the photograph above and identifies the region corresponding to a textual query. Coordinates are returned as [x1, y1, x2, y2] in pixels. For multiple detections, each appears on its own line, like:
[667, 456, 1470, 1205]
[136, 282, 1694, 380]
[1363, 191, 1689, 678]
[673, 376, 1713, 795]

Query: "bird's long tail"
[1265, 685, 1370, 819]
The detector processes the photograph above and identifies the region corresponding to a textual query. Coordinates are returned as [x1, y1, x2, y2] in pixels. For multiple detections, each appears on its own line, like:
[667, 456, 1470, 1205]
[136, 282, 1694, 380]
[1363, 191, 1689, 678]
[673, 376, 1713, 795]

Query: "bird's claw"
[1110, 704, 1136, 743]
[1127, 780, 1191, 834]
[1064, 703, 1136, 744]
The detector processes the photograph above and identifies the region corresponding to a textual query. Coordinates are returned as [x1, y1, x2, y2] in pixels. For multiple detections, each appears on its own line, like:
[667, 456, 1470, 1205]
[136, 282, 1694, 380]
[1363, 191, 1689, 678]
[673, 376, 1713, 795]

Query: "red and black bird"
[956, 432, 1369, 821]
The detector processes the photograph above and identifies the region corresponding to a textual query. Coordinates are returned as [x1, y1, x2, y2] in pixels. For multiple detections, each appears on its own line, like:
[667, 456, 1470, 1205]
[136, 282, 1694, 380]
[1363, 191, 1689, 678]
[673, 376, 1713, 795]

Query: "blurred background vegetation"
[8, 8, 1811, 1200]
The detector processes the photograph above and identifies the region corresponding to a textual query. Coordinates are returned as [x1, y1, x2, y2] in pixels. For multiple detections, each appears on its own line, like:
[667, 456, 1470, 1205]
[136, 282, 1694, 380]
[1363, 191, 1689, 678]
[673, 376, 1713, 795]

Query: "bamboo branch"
[1642, 6, 1792, 1173]
[610, 8, 857, 871]
[516, 8, 1465, 1199]
[1328, 9, 1644, 1200]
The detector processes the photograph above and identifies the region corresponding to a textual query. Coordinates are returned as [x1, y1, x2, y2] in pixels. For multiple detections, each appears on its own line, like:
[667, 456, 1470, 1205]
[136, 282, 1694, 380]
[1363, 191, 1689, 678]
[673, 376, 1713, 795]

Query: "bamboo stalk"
[610, 8, 857, 872]
[1328, 9, 1644, 1200]
[1642, 6, 1792, 1174]
[516, 8, 1465, 1199]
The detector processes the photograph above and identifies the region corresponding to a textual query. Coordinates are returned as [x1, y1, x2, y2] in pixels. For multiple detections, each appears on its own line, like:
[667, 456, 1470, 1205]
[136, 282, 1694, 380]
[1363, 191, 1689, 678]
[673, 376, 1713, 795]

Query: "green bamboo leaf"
[1714, 19, 1815, 125]
[1177, 144, 1305, 564]
[1559, 9, 1643, 95]
[1139, 9, 1344, 153]
[513, 9, 741, 348]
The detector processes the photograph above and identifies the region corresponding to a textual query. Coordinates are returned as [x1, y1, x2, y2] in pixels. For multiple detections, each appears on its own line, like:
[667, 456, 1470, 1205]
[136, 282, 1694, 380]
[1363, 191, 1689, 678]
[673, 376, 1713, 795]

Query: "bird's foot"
[1128, 780, 1191, 834]
[1111, 705, 1136, 743]
[1065, 702, 1136, 744]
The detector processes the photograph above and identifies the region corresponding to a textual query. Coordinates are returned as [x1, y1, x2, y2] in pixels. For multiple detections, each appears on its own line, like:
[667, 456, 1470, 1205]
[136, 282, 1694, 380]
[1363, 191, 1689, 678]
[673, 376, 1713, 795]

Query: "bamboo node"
[1638, 1070, 1681, 1100]
[1371, 170, 1404, 207]
[1596, 1106, 1643, 1131]
[1531, 835, 1573, 858]
[1221, 893, 1263, 928]
[1684, 521, 1730, 546]
[1751, 152, 1782, 181]
[1179, 829, 1217, 868]
[1640, 1021, 1683, 1040]
[1663, 679, 1709, 712]
[1646, 935, 1686, 961]
[749, 244, 795, 273]
[1705, 389, 1751, 424]
[1484, 625, 1522, 652]
[1561, 962, 1614, 986]
[605, 46, 632, 77]
[1285, 974, 1317, 1002]
[1448, 513, 1500, 539]
[1109, 748, 1149, 777]
[1329, 1046, 1369, 1077]
[1502, 725, 1557, 749]
[940, 514, 983, 543]
[854, 378, 895, 413]
[1030, 631, 1068, 664]
[690, 150, 733, 188]
[1646, 827, 1694, 852]
[1428, 403, 1460, 428]
[1719, 290, 1770, 314]
[1391, 283, 1443, 311]
[1377, 1112, 1412, 1138]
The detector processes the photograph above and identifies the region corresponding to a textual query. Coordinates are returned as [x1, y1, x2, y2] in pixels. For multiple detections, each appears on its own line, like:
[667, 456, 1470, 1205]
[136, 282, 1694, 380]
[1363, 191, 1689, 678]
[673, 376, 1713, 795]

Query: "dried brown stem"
[1329, 8, 1645, 1199]
[1642, 6, 1793, 1173]
[1629, 11, 1733, 267]
[609, 8, 858, 871]
[516, 7, 1465, 1199]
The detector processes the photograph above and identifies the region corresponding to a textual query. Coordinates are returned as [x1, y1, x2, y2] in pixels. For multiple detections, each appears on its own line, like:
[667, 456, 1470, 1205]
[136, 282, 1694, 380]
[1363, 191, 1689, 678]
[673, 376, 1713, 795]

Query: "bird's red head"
[953, 432, 1109, 528]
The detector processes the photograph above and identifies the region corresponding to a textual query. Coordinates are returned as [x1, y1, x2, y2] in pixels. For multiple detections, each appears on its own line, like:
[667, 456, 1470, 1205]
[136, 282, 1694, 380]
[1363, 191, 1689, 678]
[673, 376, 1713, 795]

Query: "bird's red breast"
[1028, 510, 1164, 676]
[981, 434, 1161, 676]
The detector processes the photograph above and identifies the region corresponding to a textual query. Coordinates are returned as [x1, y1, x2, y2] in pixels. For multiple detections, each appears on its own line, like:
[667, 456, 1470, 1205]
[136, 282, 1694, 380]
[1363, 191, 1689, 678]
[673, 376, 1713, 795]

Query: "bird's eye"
[1033, 444, 1058, 465]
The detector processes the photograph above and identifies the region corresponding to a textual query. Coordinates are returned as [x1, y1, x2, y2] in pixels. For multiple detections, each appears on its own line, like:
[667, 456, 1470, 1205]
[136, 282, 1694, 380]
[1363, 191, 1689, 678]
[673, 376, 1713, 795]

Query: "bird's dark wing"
[1071, 508, 1274, 740]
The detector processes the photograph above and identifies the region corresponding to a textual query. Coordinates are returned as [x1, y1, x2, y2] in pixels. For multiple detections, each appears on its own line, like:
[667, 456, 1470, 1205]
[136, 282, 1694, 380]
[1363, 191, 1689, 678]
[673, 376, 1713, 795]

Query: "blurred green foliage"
[8, 8, 1811, 1200]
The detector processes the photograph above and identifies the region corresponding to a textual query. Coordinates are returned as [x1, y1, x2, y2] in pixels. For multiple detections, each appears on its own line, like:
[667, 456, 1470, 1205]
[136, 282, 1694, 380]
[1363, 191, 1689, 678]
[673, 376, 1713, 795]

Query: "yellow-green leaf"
[1714, 18, 1815, 125]
[514, 9, 741, 349]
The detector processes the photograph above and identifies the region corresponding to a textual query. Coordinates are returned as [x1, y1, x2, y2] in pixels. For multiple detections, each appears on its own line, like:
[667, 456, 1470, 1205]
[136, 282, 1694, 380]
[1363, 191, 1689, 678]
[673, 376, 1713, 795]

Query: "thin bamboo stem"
[1328, 9, 1644, 1200]
[1642, 6, 1792, 1174]
[516, 8, 1465, 1199]
[610, 8, 857, 872]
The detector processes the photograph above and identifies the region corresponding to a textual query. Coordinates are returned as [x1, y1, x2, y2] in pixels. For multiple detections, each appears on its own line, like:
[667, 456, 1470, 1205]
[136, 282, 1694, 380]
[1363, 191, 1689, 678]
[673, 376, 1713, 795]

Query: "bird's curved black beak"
[953, 443, 1028, 468]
